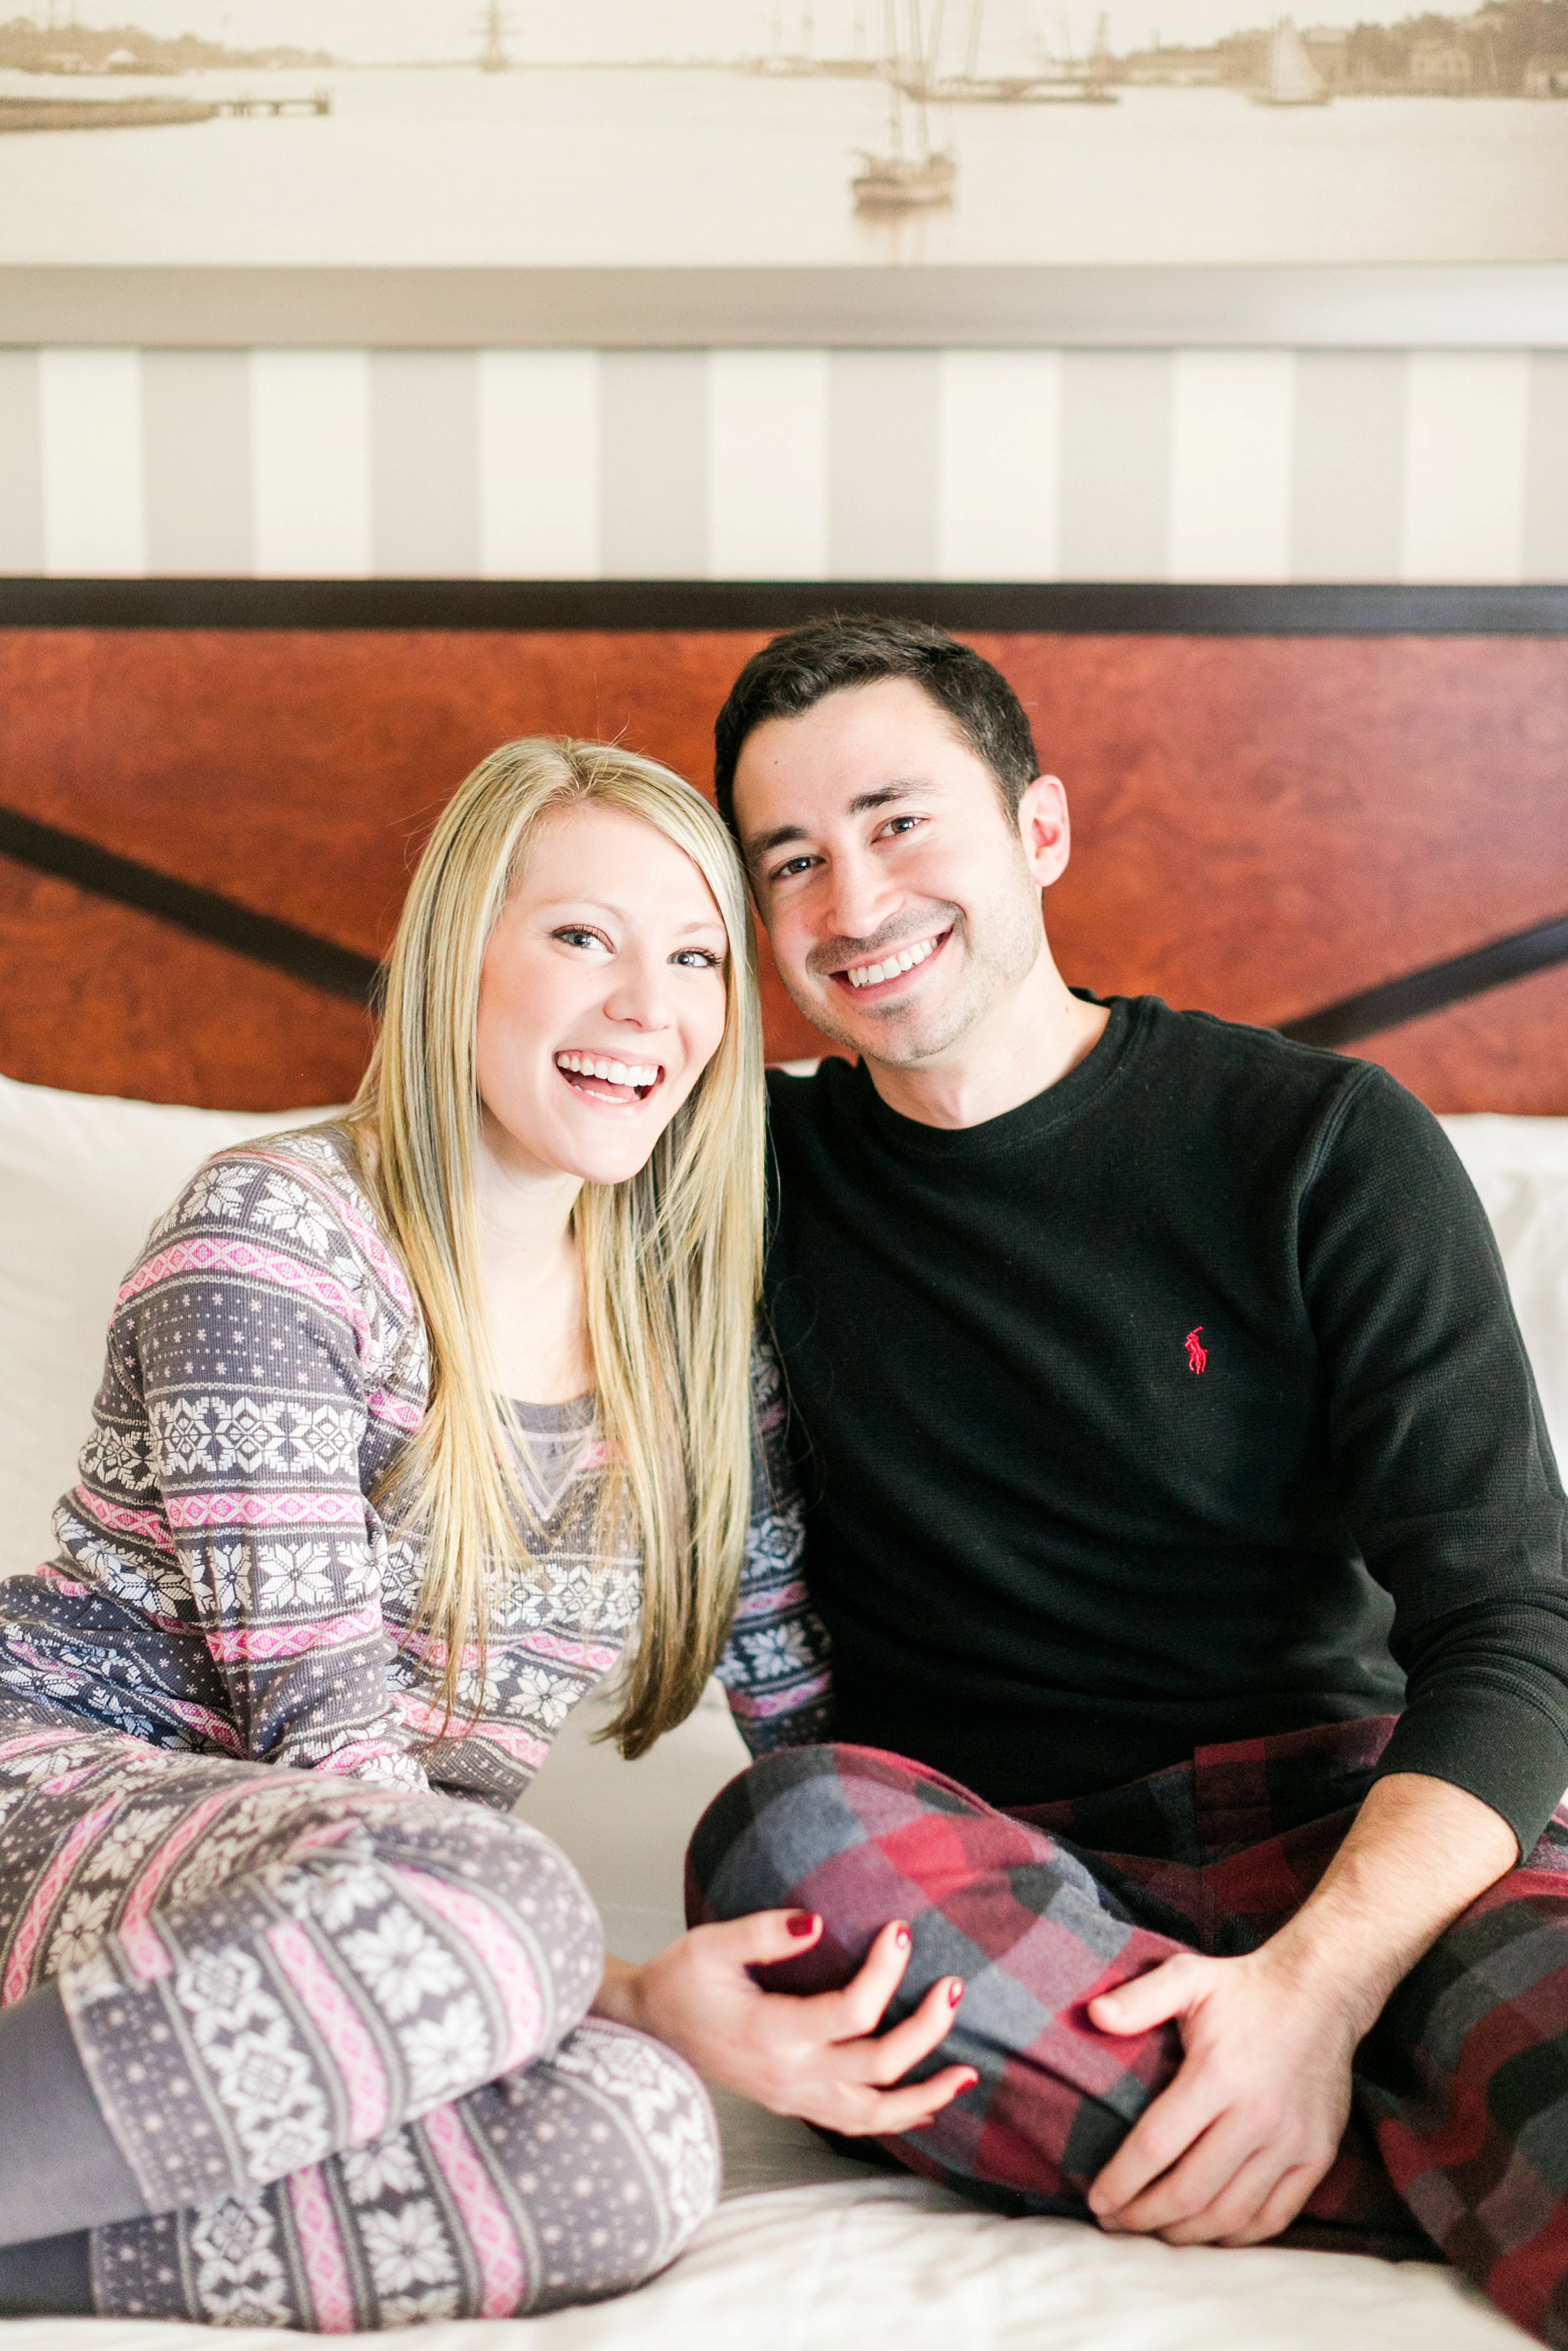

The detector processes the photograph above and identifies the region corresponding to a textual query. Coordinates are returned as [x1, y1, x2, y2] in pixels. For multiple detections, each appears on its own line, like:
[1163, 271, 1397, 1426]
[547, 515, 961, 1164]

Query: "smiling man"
[687, 615, 1568, 2346]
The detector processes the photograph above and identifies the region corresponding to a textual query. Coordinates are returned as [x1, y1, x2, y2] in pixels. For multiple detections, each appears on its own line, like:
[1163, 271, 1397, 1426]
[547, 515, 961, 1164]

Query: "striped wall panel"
[2, 345, 1565, 585]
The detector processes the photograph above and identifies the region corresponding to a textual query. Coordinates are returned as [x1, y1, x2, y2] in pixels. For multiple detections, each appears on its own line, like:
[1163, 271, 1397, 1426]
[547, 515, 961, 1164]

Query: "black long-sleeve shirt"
[764, 995, 1568, 1854]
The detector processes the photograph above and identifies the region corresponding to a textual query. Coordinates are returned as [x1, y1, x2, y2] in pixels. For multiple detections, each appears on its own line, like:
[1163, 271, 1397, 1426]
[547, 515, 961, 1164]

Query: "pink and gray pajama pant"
[0, 1705, 718, 2330]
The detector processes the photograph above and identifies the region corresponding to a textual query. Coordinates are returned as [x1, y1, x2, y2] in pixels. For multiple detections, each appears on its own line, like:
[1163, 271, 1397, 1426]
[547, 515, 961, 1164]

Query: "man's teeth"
[844, 937, 939, 990]
[554, 1053, 661, 1087]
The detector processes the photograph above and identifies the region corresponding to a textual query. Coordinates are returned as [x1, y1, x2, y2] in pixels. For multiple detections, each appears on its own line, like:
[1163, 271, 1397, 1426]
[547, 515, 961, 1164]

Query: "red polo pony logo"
[1184, 1327, 1207, 1375]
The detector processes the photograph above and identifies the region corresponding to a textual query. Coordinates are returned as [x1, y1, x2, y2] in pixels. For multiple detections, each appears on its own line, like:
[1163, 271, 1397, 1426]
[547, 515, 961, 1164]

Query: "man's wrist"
[1247, 1915, 1391, 2044]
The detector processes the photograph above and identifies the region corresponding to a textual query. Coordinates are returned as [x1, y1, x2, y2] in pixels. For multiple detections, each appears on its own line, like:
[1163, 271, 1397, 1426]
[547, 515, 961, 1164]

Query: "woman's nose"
[603, 959, 671, 1030]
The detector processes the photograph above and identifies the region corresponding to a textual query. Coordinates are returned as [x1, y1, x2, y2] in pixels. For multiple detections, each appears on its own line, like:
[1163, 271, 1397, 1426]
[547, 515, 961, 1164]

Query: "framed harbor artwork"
[0, 0, 1565, 345]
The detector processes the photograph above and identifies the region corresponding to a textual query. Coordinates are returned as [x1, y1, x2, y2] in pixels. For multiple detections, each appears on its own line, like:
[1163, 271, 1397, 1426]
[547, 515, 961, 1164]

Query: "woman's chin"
[541, 1119, 668, 1189]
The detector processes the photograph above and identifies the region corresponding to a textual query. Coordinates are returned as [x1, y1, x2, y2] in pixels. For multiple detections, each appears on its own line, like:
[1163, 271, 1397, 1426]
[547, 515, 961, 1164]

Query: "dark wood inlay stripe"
[1279, 913, 1568, 1048]
[0, 806, 377, 1003]
[1, 580, 1566, 635]
[5, 798, 1568, 1049]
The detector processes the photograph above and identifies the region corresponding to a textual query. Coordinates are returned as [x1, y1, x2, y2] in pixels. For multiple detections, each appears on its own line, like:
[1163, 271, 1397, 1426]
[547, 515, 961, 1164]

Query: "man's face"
[732, 676, 1060, 1069]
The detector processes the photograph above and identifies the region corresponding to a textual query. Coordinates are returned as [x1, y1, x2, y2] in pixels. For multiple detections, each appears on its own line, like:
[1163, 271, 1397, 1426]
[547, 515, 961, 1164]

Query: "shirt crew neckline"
[850, 992, 1142, 1163]
[505, 1392, 597, 1432]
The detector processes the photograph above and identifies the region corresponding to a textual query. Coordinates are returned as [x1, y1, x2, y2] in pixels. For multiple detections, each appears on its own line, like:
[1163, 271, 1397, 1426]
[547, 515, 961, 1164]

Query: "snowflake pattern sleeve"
[714, 1337, 834, 1755]
[0, 1126, 645, 1810]
[44, 1141, 430, 1789]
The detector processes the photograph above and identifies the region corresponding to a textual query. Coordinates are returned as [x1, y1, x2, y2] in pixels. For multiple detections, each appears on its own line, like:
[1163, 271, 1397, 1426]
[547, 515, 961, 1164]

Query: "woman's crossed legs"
[0, 1712, 717, 2330]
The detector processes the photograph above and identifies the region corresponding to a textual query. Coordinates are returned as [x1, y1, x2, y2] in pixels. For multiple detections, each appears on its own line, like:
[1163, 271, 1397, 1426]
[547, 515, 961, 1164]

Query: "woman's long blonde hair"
[347, 737, 765, 1758]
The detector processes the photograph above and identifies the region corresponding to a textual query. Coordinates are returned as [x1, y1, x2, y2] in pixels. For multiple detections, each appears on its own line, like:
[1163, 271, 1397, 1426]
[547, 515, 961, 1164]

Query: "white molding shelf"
[4, 265, 1567, 349]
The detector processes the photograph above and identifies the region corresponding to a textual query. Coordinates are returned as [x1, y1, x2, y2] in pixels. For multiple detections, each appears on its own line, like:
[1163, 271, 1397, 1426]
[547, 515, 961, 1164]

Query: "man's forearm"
[1256, 1771, 1518, 2035]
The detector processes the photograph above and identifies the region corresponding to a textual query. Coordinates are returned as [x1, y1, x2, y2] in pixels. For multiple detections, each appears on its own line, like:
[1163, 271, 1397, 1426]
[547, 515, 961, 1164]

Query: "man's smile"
[828, 927, 953, 998]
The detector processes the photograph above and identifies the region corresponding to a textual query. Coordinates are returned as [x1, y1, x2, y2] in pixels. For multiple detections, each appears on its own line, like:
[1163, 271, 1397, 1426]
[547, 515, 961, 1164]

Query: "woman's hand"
[594, 1910, 977, 2137]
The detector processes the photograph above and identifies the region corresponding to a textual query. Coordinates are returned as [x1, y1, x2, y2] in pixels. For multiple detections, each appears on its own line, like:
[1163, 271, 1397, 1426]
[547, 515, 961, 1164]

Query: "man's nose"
[823, 853, 899, 948]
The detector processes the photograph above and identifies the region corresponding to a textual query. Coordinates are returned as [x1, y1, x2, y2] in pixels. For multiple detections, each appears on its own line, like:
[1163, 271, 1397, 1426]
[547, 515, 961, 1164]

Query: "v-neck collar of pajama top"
[0, 1123, 642, 1810]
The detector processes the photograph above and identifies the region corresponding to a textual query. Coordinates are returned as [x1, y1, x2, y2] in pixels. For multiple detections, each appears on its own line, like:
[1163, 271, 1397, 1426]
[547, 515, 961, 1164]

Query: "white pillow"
[1442, 1115, 1568, 1474]
[0, 1073, 342, 1584]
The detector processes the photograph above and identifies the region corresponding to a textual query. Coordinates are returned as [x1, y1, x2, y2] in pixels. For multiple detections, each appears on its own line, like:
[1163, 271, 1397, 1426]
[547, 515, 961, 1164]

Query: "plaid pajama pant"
[687, 1715, 1568, 2348]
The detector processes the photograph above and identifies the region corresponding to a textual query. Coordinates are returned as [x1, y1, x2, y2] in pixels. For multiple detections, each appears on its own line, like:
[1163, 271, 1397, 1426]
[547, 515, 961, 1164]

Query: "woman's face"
[475, 801, 732, 1188]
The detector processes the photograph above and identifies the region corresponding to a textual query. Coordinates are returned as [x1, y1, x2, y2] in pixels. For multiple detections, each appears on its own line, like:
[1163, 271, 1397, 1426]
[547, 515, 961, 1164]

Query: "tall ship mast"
[478, 0, 508, 74]
[852, 0, 958, 209]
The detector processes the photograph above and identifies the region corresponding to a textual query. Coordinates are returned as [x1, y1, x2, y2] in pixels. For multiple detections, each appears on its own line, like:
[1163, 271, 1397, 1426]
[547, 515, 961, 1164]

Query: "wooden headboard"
[2, 585, 1565, 1114]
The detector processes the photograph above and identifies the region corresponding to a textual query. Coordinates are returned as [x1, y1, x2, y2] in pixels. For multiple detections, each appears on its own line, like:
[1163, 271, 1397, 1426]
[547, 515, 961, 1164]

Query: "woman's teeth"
[845, 936, 940, 990]
[554, 1052, 661, 1089]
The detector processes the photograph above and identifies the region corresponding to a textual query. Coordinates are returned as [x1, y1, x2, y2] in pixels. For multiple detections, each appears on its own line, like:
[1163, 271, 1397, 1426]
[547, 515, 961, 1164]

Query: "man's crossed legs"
[687, 1719, 1568, 2347]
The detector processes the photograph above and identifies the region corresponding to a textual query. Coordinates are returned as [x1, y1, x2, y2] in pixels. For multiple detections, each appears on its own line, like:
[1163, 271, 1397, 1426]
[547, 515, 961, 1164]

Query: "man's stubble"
[785, 862, 1047, 1075]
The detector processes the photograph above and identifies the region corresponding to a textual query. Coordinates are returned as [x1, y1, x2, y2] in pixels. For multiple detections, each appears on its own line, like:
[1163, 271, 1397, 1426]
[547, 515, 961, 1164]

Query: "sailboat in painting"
[1253, 18, 1331, 104]
[851, 0, 957, 210]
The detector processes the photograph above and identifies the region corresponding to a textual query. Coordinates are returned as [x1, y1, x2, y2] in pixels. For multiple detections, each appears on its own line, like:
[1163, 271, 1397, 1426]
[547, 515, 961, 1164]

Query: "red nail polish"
[893, 1923, 911, 1950]
[786, 1910, 818, 1939]
[948, 1980, 964, 2007]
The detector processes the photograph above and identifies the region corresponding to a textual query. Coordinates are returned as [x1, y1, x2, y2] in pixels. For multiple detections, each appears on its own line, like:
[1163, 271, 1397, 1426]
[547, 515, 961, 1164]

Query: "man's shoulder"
[1128, 995, 1354, 1088]
[1124, 997, 1454, 1199]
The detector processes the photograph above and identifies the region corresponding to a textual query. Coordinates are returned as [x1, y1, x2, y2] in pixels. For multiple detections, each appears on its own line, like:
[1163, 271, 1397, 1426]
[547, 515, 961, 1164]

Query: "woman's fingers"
[854, 1971, 965, 2085]
[808, 1916, 917, 2040]
[834, 2064, 981, 2137]
[691, 1906, 825, 1973]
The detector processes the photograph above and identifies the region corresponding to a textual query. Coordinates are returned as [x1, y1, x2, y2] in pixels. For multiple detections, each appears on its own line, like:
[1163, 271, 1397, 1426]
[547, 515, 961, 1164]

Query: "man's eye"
[770, 855, 816, 882]
[880, 816, 921, 839]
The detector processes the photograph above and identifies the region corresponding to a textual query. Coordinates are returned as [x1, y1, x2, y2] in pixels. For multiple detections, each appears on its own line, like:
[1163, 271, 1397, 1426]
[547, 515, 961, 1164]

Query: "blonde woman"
[0, 740, 969, 2333]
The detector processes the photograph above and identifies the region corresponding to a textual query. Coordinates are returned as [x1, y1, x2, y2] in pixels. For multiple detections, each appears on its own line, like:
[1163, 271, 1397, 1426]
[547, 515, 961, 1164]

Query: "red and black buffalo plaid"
[686, 1718, 1568, 2346]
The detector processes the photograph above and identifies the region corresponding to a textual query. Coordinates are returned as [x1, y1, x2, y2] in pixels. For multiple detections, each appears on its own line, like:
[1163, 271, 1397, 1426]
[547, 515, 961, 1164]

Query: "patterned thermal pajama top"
[0, 1123, 831, 2334]
[0, 1120, 831, 1789]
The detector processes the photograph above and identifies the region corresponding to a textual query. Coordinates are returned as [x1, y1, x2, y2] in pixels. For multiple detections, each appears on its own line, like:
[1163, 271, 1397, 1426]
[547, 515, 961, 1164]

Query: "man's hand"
[1085, 1771, 1519, 2248]
[1085, 1947, 1358, 2246]
[594, 1910, 977, 2136]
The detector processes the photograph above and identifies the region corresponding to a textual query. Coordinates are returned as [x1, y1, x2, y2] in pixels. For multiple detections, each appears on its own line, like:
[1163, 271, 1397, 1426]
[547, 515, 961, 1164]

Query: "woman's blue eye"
[672, 949, 720, 970]
[556, 927, 606, 950]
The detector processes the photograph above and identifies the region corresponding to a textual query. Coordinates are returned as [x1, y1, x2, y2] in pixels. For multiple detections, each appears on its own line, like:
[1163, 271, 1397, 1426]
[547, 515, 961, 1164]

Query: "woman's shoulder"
[140, 1121, 416, 1323]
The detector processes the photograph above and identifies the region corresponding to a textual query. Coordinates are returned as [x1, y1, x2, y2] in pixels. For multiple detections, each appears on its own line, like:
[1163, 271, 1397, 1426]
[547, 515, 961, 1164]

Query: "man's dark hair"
[712, 614, 1040, 843]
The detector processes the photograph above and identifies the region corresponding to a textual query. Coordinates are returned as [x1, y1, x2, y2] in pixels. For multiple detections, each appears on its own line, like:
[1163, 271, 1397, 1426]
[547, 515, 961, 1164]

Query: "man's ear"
[1016, 774, 1072, 889]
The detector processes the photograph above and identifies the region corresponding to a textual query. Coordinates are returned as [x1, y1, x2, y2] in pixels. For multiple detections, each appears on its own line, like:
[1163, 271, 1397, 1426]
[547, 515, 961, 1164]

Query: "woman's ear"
[1017, 774, 1072, 890]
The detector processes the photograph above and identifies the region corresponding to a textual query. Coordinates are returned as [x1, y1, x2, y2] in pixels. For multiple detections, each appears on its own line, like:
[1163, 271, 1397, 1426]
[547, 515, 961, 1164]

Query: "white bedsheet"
[0, 2179, 1527, 2349]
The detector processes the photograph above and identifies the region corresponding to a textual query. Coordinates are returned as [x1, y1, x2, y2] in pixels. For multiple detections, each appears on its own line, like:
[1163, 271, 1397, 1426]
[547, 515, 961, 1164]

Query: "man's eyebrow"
[746, 822, 808, 862]
[746, 782, 935, 866]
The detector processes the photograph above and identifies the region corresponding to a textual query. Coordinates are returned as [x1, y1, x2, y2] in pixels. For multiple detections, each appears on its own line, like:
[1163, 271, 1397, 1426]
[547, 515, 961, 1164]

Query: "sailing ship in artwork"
[1253, 18, 1331, 103]
[851, 0, 957, 209]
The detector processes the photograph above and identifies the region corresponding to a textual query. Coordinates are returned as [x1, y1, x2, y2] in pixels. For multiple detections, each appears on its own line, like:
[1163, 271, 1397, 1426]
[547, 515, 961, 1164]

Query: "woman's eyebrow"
[537, 898, 724, 940]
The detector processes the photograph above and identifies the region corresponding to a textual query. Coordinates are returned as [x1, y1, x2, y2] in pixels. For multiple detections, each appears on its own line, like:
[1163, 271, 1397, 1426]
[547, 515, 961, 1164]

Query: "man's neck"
[863, 947, 1110, 1131]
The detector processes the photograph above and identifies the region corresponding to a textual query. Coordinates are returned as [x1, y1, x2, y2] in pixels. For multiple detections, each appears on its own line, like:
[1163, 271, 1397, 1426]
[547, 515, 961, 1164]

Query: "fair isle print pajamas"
[0, 1123, 829, 2326]
[0, 1714, 718, 2328]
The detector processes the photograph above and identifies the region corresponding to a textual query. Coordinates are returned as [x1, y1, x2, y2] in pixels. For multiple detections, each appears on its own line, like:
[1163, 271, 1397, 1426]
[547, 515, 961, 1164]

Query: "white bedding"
[0, 1071, 1557, 2348]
